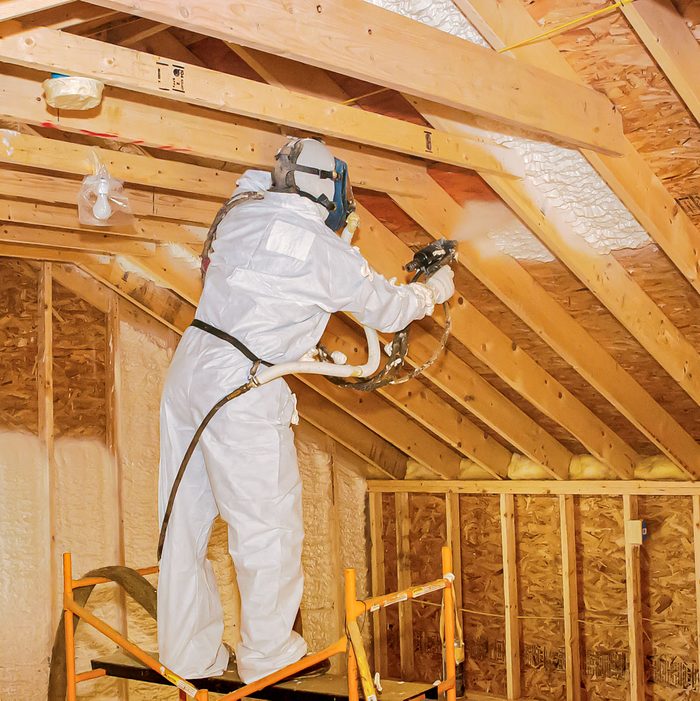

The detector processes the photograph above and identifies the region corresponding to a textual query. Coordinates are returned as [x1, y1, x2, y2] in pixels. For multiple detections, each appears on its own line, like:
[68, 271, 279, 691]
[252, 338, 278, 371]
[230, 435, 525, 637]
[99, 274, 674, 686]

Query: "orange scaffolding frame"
[62, 546, 458, 701]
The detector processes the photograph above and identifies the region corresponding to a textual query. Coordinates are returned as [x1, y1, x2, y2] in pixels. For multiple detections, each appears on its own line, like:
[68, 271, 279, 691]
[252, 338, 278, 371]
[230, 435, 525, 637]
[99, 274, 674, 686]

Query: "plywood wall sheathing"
[372, 484, 700, 699]
[408, 493, 446, 682]
[639, 496, 699, 699]
[577, 497, 628, 700]
[0, 260, 38, 431]
[52, 279, 107, 439]
[460, 495, 506, 696]
[515, 496, 566, 699]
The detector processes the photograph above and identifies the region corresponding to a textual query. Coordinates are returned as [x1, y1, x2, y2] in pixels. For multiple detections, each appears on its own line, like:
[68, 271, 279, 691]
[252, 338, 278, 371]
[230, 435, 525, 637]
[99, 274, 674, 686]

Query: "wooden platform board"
[91, 651, 438, 700]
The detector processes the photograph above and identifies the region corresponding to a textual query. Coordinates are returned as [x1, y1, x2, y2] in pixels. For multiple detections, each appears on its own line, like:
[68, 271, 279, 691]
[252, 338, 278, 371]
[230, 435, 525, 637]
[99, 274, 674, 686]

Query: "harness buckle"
[248, 360, 263, 386]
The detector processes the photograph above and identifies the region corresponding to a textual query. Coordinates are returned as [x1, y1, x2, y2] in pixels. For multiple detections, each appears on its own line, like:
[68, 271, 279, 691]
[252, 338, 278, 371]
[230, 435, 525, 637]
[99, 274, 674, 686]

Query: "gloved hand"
[426, 266, 455, 304]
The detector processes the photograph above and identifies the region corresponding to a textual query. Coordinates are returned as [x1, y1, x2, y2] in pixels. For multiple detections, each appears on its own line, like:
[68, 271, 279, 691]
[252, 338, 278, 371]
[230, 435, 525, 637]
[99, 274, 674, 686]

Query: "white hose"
[253, 324, 381, 385]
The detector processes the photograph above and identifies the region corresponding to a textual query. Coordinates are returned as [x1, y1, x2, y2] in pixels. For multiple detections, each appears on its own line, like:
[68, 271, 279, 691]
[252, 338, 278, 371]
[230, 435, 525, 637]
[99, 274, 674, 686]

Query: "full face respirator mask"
[271, 138, 355, 231]
[325, 157, 355, 232]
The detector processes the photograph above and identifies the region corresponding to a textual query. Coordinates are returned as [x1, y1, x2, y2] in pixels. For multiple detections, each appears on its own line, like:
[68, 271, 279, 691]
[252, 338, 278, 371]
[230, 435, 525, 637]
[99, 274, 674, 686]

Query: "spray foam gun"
[318, 236, 458, 392]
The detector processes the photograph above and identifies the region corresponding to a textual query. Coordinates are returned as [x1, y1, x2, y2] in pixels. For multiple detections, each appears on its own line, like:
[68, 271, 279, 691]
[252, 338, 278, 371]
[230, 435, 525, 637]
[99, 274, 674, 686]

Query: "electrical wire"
[410, 598, 692, 629]
[341, 88, 391, 105]
[497, 0, 636, 54]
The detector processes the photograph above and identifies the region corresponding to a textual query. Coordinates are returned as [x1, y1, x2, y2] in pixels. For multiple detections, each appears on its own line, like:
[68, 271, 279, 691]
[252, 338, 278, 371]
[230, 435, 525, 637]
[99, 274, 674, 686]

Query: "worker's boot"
[284, 609, 331, 680]
[282, 655, 331, 681]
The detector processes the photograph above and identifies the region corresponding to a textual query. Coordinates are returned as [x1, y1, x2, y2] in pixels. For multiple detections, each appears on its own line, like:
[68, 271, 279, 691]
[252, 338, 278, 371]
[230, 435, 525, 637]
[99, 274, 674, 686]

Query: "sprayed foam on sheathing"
[54, 437, 122, 701]
[298, 433, 341, 667]
[119, 319, 175, 701]
[366, 0, 650, 262]
[0, 432, 51, 700]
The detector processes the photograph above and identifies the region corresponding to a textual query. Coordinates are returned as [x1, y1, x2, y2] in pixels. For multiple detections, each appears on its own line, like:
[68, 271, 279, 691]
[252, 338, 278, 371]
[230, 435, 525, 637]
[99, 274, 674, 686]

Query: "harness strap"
[190, 318, 273, 367]
[201, 190, 264, 279]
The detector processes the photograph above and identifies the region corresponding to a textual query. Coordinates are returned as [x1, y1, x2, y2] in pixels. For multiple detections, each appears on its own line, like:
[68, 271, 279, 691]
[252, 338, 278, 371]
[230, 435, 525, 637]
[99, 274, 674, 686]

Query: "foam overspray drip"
[367, 0, 651, 261]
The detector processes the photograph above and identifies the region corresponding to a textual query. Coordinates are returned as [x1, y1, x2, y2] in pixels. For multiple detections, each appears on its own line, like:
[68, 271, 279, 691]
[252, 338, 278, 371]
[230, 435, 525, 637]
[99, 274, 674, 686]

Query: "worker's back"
[196, 173, 345, 366]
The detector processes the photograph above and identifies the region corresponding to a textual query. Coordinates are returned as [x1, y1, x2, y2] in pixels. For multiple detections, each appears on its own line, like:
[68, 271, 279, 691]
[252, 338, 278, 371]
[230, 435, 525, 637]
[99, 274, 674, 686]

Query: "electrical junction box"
[625, 519, 648, 545]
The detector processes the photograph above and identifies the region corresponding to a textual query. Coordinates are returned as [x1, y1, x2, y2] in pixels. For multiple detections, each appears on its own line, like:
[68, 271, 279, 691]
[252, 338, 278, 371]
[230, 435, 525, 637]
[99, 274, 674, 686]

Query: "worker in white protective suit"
[157, 138, 455, 684]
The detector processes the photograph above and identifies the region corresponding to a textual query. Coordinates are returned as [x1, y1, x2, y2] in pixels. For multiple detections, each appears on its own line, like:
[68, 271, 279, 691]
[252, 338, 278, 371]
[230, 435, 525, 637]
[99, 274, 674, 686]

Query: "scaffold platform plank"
[91, 651, 438, 701]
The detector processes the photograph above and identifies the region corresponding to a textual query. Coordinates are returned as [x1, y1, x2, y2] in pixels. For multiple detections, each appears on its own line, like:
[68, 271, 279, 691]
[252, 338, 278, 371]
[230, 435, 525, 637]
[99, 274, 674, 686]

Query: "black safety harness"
[190, 319, 272, 368]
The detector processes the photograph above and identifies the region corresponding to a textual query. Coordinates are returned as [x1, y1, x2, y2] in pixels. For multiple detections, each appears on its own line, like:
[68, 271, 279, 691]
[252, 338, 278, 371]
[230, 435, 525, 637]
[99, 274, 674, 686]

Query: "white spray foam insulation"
[332, 457, 369, 649]
[0, 431, 51, 701]
[334, 462, 368, 599]
[53, 436, 123, 701]
[119, 318, 175, 701]
[297, 433, 339, 660]
[366, 0, 650, 261]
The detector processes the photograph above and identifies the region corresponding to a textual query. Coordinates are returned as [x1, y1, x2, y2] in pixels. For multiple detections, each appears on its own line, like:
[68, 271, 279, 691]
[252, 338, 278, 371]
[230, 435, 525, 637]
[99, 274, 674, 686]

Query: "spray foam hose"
[157, 380, 255, 560]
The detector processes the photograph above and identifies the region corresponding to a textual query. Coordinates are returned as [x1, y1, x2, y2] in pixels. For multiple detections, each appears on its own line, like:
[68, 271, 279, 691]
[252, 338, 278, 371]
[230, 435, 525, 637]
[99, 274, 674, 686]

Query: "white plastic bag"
[78, 155, 133, 227]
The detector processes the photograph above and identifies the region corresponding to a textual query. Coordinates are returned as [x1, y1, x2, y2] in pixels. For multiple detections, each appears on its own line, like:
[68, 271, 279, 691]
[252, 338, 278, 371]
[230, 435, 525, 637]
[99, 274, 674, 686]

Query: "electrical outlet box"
[625, 519, 648, 545]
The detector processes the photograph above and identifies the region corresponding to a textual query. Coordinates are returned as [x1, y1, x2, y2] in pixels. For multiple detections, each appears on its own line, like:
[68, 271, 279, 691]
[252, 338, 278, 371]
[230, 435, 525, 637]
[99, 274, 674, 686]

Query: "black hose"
[157, 380, 255, 560]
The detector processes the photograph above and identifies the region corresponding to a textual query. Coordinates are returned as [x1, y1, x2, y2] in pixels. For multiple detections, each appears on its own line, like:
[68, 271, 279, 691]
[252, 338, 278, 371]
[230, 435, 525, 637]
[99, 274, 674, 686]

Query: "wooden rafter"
[408, 78, 700, 410]
[133, 29, 207, 66]
[396, 177, 700, 478]
[0, 130, 237, 199]
[0, 224, 154, 255]
[0, 0, 70, 21]
[76, 255, 195, 332]
[622, 0, 700, 125]
[404, 321, 573, 475]
[323, 317, 512, 478]
[295, 373, 462, 480]
[478, 158, 700, 408]
[0, 197, 201, 243]
[286, 379, 410, 480]
[226, 50, 636, 479]
[0, 164, 221, 226]
[126, 247, 201, 305]
[452, 0, 700, 297]
[51, 260, 111, 312]
[351, 201, 586, 478]
[0, 27, 520, 177]
[103, 16, 166, 46]
[0, 65, 429, 198]
[7, 1, 116, 30]
[0, 160, 575, 473]
[87, 0, 626, 154]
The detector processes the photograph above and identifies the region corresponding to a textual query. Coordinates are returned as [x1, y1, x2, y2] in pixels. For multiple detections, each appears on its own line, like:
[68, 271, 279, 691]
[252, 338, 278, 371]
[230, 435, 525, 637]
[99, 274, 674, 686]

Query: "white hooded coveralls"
[157, 170, 434, 683]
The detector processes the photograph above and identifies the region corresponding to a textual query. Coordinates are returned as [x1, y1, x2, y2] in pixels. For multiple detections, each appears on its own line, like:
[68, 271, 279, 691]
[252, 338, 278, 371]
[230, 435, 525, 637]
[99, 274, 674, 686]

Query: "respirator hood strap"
[274, 138, 337, 212]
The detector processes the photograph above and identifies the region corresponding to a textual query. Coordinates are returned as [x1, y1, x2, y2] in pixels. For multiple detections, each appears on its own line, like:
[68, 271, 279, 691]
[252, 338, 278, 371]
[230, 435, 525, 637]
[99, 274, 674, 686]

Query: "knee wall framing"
[368, 482, 700, 700]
